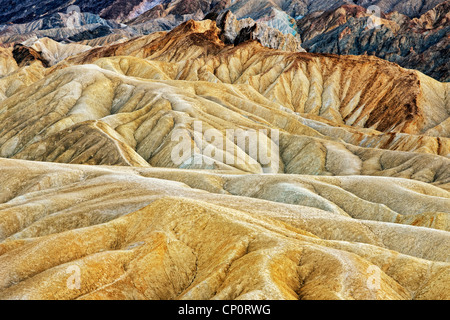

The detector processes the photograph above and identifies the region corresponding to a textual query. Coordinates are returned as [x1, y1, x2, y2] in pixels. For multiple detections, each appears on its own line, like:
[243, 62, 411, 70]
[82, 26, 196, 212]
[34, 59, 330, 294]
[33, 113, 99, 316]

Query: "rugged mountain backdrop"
[298, 2, 450, 82]
[1, 0, 448, 81]
[1, 0, 447, 24]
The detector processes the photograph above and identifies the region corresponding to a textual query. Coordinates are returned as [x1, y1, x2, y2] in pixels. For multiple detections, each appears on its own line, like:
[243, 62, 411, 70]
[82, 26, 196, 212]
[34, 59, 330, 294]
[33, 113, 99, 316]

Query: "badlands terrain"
[0, 2, 449, 301]
[1, 1, 449, 81]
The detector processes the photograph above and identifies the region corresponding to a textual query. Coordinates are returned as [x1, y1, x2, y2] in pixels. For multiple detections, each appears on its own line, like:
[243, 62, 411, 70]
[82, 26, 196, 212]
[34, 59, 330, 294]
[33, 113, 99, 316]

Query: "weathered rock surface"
[1, 0, 445, 26]
[59, 20, 449, 136]
[12, 44, 50, 68]
[1, 21, 449, 169]
[127, 0, 449, 34]
[0, 10, 127, 44]
[0, 158, 449, 300]
[0, 0, 150, 24]
[0, 60, 45, 101]
[0, 47, 18, 77]
[0, 19, 449, 300]
[21, 37, 92, 66]
[1, 1, 448, 83]
[356, 0, 448, 18]
[217, 10, 304, 52]
[298, 2, 450, 82]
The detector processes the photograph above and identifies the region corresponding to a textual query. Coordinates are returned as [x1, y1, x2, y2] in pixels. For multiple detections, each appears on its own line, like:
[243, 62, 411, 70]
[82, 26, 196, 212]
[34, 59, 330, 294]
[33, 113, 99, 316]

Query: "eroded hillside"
[0, 19, 449, 300]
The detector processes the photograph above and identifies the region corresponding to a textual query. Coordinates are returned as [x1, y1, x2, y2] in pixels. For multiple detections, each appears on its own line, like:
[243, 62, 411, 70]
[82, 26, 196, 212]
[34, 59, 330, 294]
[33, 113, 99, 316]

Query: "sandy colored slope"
[94, 55, 450, 157]
[0, 60, 449, 189]
[21, 37, 93, 67]
[43, 20, 449, 159]
[0, 61, 46, 102]
[0, 47, 18, 77]
[12, 120, 150, 167]
[0, 158, 449, 300]
[0, 19, 449, 301]
[1, 20, 448, 161]
[59, 20, 449, 136]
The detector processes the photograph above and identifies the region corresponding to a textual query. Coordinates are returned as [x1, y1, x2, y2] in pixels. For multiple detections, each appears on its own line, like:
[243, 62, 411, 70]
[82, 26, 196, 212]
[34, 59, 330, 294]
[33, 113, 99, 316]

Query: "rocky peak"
[297, 2, 450, 82]
[217, 10, 305, 52]
[410, 0, 450, 29]
[12, 43, 49, 68]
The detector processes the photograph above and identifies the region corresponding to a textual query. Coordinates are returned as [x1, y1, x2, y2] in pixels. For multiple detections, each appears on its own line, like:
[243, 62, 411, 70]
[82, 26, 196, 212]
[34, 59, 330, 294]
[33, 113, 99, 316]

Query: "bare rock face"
[297, 4, 379, 42]
[0, 47, 18, 77]
[0, 19, 449, 300]
[12, 120, 150, 167]
[356, 0, 448, 18]
[12, 43, 50, 68]
[21, 37, 92, 66]
[298, 2, 450, 82]
[217, 10, 305, 52]
[0, 0, 121, 24]
[59, 20, 448, 136]
[1, 1, 448, 83]
[0, 11, 129, 45]
[0, 0, 445, 26]
[0, 60, 45, 102]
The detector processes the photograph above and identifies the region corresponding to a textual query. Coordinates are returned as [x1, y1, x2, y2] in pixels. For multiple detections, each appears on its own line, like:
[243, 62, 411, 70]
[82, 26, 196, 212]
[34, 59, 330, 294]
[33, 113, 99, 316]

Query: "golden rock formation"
[21, 37, 92, 66]
[0, 47, 18, 77]
[0, 159, 449, 300]
[0, 19, 449, 300]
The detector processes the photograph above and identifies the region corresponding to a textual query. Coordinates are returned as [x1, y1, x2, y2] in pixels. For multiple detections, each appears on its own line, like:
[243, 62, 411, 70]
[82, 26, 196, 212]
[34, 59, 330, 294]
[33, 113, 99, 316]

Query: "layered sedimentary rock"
[0, 47, 18, 76]
[356, 0, 447, 18]
[1, 1, 448, 83]
[20, 37, 92, 66]
[58, 20, 449, 135]
[3, 57, 449, 181]
[223, 0, 448, 19]
[1, 21, 449, 166]
[0, 0, 146, 24]
[298, 2, 450, 82]
[217, 10, 304, 52]
[1, 0, 445, 25]
[0, 19, 449, 300]
[0, 60, 45, 101]
[0, 159, 449, 300]
[0, 10, 129, 44]
[12, 44, 50, 68]
[128, 0, 449, 32]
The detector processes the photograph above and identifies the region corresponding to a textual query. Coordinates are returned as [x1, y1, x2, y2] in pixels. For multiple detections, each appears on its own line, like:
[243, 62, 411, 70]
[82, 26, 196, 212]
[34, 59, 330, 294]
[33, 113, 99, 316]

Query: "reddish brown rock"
[12, 44, 49, 68]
